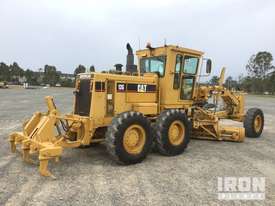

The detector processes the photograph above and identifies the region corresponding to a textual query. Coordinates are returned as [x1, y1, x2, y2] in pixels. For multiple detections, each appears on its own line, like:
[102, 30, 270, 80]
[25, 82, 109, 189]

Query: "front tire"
[105, 112, 152, 164]
[244, 108, 264, 138]
[155, 109, 190, 156]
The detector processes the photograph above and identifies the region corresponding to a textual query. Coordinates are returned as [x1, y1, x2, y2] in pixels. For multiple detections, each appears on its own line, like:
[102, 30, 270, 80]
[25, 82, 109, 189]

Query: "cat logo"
[137, 84, 147, 92]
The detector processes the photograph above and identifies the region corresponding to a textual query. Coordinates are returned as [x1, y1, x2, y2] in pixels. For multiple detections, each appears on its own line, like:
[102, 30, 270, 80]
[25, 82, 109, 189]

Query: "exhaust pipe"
[126, 43, 137, 73]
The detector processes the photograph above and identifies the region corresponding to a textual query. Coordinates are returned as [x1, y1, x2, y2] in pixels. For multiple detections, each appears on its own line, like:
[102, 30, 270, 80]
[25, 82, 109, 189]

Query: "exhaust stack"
[126, 43, 137, 73]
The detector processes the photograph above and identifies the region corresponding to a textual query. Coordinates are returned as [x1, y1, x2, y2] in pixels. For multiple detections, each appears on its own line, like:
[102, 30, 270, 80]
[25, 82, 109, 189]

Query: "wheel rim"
[123, 124, 146, 154]
[168, 120, 185, 146]
[254, 115, 262, 133]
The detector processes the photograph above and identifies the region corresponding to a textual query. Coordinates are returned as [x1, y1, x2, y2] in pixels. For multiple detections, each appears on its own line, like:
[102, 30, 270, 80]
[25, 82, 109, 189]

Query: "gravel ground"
[0, 88, 274, 206]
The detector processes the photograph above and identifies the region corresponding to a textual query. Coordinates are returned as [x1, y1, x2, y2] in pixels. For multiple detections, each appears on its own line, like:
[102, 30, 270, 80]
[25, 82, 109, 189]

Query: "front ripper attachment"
[9, 96, 76, 178]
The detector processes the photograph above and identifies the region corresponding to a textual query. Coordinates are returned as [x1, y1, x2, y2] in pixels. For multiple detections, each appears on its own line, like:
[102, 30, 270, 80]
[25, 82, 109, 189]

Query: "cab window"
[173, 54, 182, 89]
[140, 56, 166, 77]
[183, 56, 199, 74]
[180, 77, 194, 100]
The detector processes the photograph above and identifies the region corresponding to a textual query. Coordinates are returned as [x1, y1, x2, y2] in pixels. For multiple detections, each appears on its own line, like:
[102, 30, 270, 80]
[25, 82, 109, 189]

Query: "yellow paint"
[168, 120, 185, 146]
[123, 124, 146, 155]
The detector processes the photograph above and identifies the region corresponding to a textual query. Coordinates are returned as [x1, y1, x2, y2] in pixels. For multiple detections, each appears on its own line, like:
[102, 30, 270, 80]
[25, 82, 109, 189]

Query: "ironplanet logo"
[217, 177, 265, 200]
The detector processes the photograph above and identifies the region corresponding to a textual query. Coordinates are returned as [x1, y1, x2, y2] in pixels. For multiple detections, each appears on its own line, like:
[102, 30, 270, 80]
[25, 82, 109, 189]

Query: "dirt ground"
[0, 88, 274, 206]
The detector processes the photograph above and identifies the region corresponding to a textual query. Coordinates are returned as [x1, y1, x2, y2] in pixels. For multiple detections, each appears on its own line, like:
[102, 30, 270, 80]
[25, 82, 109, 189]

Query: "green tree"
[244, 51, 275, 93]
[239, 76, 253, 92]
[246, 52, 274, 78]
[225, 76, 239, 90]
[269, 73, 275, 94]
[74, 65, 86, 76]
[6, 62, 25, 83]
[225, 76, 233, 88]
[60, 78, 74, 87]
[25, 69, 34, 83]
[43, 65, 60, 86]
[10, 62, 24, 77]
[209, 75, 219, 85]
[0, 62, 10, 81]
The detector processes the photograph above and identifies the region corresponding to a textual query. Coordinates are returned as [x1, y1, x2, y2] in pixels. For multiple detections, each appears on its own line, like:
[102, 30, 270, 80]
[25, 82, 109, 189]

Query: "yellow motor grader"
[9, 43, 264, 177]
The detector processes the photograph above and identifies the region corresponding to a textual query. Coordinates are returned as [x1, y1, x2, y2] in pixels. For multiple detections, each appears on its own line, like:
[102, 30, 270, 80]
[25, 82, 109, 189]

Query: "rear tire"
[244, 108, 264, 138]
[155, 109, 190, 156]
[105, 111, 152, 164]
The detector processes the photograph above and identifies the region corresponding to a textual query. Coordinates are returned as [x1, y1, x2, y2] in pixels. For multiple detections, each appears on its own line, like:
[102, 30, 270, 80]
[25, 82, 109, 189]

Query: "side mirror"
[206, 59, 212, 74]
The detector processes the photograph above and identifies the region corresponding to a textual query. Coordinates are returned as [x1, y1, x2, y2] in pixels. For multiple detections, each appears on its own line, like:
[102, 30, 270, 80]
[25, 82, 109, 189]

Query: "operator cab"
[136, 45, 208, 108]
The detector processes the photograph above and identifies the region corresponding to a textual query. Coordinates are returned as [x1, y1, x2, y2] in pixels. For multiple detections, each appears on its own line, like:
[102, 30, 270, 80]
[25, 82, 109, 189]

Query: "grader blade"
[191, 107, 245, 142]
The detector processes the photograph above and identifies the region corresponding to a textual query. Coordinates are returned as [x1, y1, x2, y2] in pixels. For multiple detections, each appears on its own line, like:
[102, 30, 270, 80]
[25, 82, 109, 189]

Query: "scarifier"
[9, 43, 264, 177]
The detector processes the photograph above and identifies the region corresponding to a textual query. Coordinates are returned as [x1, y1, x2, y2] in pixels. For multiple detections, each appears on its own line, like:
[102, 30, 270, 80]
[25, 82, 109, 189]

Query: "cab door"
[173, 54, 199, 100]
[74, 78, 92, 116]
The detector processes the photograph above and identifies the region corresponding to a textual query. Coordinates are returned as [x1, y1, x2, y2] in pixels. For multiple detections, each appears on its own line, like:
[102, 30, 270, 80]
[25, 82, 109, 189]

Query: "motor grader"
[9, 43, 264, 177]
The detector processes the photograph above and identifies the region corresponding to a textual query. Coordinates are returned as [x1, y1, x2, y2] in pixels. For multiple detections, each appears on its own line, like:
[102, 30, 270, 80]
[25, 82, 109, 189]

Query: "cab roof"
[136, 45, 204, 57]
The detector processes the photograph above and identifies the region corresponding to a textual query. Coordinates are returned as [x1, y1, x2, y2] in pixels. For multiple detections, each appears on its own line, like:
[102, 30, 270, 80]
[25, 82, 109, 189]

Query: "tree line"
[0, 63, 95, 87]
[209, 51, 275, 94]
[1, 51, 274, 92]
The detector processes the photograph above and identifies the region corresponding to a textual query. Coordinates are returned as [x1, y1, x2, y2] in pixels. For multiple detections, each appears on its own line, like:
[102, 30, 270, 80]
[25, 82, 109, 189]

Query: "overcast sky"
[0, 0, 274, 78]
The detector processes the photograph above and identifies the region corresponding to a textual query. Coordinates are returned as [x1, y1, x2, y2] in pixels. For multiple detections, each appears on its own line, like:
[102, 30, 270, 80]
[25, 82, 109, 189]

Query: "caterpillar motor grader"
[9, 43, 264, 177]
